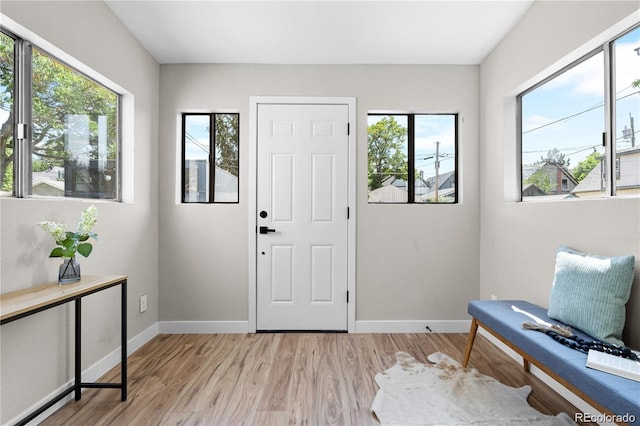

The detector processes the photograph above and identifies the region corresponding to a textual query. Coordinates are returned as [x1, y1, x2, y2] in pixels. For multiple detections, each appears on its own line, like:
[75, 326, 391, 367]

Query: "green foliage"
[368, 117, 408, 190]
[1, 32, 14, 193]
[48, 232, 93, 258]
[572, 151, 600, 182]
[39, 205, 98, 259]
[525, 171, 553, 193]
[2, 160, 12, 192]
[215, 114, 239, 176]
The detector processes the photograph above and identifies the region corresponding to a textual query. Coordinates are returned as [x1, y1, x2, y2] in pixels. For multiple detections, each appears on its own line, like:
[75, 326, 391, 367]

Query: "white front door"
[256, 103, 349, 330]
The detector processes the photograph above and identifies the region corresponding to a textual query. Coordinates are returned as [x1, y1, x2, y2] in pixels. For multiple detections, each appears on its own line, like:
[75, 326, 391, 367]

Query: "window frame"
[1, 26, 122, 201]
[181, 112, 240, 204]
[517, 22, 640, 201]
[367, 112, 459, 204]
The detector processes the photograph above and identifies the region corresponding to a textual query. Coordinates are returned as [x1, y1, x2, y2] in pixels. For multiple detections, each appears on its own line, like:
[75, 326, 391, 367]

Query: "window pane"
[214, 113, 239, 202]
[414, 115, 456, 203]
[521, 52, 605, 200]
[183, 114, 210, 202]
[31, 48, 118, 199]
[0, 32, 13, 195]
[614, 25, 640, 195]
[367, 115, 408, 203]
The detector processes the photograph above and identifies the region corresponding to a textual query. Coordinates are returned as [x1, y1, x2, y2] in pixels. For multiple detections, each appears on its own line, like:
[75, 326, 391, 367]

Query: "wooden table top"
[1, 275, 127, 323]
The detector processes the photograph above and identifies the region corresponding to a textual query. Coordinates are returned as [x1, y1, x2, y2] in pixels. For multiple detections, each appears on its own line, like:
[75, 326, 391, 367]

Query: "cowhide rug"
[371, 352, 577, 425]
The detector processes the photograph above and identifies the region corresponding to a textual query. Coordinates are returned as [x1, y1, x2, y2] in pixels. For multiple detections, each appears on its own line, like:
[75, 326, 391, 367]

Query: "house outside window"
[367, 113, 458, 204]
[1, 28, 120, 199]
[182, 113, 239, 203]
[519, 24, 640, 200]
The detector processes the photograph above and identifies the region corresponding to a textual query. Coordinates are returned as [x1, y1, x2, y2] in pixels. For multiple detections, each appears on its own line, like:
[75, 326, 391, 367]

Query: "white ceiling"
[105, 0, 534, 65]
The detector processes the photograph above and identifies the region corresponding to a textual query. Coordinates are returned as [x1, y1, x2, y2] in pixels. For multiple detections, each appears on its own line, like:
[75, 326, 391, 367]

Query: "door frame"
[248, 96, 356, 333]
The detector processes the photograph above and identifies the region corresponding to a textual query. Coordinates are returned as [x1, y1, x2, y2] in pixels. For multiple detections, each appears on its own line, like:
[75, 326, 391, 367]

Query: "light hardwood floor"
[40, 333, 594, 425]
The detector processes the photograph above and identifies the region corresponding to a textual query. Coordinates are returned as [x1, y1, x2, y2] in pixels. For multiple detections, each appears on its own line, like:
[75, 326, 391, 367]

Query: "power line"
[185, 131, 209, 155]
[523, 90, 639, 135]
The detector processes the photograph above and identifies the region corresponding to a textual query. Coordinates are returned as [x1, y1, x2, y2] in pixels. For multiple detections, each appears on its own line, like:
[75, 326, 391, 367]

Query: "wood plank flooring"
[40, 333, 593, 425]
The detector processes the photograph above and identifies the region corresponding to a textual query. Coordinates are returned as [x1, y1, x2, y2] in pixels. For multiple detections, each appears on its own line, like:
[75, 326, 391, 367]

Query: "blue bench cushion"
[468, 300, 640, 423]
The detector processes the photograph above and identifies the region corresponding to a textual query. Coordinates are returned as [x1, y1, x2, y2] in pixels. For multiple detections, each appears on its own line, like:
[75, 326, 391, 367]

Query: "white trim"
[355, 320, 471, 334]
[158, 321, 249, 334]
[477, 328, 612, 425]
[7, 323, 159, 426]
[248, 96, 357, 333]
[82, 322, 159, 381]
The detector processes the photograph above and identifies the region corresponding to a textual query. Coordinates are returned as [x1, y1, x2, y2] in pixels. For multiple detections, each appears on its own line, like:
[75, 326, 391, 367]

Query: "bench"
[462, 300, 640, 425]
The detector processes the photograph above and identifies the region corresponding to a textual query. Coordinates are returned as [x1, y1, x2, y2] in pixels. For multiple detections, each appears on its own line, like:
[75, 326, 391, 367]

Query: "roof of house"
[522, 162, 578, 185]
[368, 184, 408, 203]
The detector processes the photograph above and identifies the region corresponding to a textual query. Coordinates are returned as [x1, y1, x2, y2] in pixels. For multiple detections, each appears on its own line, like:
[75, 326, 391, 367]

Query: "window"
[368, 113, 457, 203]
[519, 24, 640, 200]
[182, 113, 239, 203]
[1, 28, 120, 199]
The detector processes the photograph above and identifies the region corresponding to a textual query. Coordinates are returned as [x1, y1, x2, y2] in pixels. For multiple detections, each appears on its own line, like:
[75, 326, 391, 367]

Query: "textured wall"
[158, 64, 481, 323]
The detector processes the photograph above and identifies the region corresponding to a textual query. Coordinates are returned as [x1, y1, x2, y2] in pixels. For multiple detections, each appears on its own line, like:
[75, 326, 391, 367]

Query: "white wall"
[0, 1, 159, 423]
[479, 1, 640, 349]
[158, 64, 481, 326]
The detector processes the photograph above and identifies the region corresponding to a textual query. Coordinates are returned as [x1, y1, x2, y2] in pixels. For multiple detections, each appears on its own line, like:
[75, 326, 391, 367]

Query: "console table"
[0, 275, 127, 426]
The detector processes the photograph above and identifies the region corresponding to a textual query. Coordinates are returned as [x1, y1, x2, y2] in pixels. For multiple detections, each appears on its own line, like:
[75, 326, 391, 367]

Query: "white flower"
[39, 221, 67, 243]
[77, 205, 98, 237]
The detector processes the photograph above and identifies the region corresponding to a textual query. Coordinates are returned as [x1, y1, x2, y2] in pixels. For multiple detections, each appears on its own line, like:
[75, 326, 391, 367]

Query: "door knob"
[259, 226, 276, 234]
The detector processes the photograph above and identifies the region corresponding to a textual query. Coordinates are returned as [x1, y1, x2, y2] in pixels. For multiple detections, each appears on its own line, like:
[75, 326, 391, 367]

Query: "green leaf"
[62, 238, 75, 248]
[61, 248, 75, 258]
[49, 247, 64, 257]
[77, 243, 93, 257]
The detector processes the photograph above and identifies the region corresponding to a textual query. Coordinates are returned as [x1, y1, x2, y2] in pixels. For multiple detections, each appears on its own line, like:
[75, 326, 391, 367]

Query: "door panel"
[272, 153, 294, 222]
[257, 104, 348, 330]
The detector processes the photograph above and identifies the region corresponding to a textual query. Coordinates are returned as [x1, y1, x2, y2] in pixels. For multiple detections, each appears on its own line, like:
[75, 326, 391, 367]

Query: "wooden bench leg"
[462, 317, 478, 368]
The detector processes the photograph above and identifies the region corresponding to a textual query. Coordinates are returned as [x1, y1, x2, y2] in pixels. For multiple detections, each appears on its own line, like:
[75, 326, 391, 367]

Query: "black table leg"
[75, 298, 81, 401]
[121, 280, 127, 401]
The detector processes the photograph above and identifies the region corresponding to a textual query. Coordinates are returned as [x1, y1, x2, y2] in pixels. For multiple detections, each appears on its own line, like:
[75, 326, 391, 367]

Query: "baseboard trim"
[355, 319, 471, 333]
[9, 323, 159, 426]
[158, 320, 249, 334]
[477, 328, 605, 421]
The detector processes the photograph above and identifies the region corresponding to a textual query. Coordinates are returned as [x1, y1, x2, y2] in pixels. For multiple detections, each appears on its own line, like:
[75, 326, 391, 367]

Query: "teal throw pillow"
[547, 246, 635, 347]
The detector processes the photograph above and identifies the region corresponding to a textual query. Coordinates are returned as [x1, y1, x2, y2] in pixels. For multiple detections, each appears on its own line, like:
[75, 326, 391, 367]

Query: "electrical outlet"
[140, 295, 148, 313]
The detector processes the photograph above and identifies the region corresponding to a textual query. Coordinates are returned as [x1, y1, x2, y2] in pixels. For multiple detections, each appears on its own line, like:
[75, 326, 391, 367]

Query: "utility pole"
[631, 113, 636, 148]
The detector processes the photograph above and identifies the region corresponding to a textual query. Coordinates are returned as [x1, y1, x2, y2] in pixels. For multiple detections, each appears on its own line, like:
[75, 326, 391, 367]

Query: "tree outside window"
[368, 113, 457, 204]
[1, 29, 120, 199]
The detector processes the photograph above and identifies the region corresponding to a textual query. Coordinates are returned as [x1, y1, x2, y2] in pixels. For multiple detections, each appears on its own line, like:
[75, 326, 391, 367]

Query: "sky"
[521, 27, 640, 169]
[184, 115, 211, 161]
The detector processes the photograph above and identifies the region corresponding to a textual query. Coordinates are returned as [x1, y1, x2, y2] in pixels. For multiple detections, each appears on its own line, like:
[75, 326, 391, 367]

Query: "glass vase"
[58, 257, 81, 284]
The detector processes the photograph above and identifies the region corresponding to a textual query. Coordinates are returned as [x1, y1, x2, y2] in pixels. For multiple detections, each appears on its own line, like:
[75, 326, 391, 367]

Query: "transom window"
[519, 24, 640, 201]
[367, 113, 458, 204]
[181, 113, 239, 203]
[1, 28, 120, 199]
